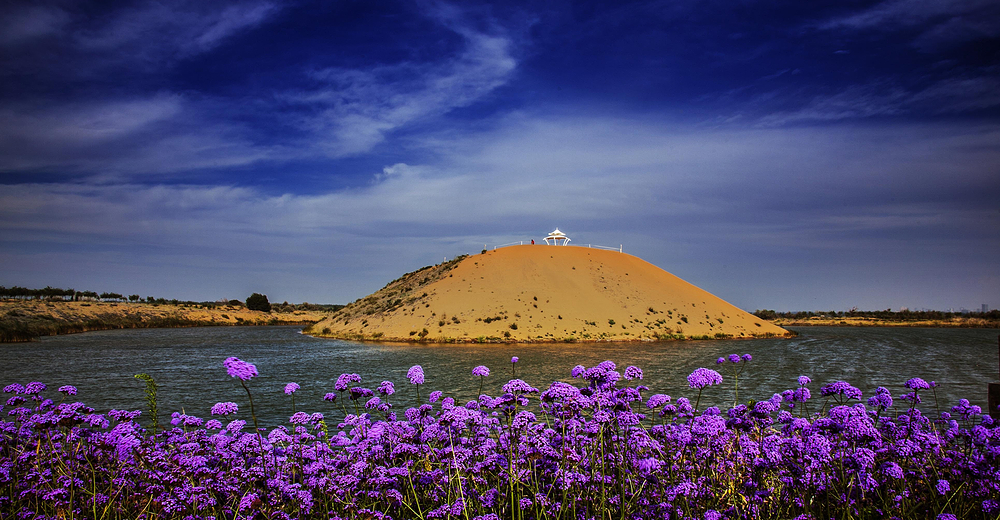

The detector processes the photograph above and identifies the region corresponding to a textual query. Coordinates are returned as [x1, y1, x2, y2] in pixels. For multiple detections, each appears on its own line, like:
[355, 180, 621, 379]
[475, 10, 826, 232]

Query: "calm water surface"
[3, 326, 998, 427]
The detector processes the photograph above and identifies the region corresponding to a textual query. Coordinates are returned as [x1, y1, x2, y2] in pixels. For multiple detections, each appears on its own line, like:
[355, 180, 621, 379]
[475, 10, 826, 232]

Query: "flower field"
[2, 354, 999, 519]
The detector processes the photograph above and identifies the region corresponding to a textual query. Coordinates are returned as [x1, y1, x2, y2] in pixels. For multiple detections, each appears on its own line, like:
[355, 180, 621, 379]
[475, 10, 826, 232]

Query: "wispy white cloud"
[0, 4, 70, 46]
[0, 2, 515, 177]
[282, 7, 518, 157]
[820, 0, 1000, 50]
[823, 0, 996, 29]
[756, 82, 911, 126]
[755, 72, 1000, 126]
[0, 93, 271, 175]
[74, 0, 281, 66]
[2, 115, 997, 307]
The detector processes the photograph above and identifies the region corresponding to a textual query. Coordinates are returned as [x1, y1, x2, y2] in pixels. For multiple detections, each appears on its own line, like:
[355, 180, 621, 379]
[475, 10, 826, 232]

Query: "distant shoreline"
[0, 300, 329, 343]
[767, 317, 999, 328]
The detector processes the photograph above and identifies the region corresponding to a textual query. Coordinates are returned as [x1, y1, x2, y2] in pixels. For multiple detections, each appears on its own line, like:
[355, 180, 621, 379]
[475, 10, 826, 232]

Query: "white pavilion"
[543, 228, 571, 245]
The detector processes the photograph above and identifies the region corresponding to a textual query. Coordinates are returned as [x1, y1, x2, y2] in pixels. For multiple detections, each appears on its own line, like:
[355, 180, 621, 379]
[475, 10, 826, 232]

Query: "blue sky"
[1, 0, 998, 311]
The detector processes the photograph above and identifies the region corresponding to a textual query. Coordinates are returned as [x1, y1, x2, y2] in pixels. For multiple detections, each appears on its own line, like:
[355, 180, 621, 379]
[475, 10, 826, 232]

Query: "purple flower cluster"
[334, 373, 361, 391]
[1, 357, 997, 520]
[223, 356, 258, 381]
[407, 365, 425, 385]
[820, 380, 863, 402]
[687, 367, 723, 389]
[210, 401, 239, 416]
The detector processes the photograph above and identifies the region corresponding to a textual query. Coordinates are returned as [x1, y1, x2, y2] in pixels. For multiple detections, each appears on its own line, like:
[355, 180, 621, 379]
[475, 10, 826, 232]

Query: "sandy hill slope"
[306, 245, 789, 342]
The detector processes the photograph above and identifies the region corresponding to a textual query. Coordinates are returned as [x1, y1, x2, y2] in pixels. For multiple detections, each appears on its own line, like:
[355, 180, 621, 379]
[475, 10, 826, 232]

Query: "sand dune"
[307, 245, 789, 342]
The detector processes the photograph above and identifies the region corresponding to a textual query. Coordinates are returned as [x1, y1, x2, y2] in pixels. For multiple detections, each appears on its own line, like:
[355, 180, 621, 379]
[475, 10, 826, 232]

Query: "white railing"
[491, 241, 623, 253]
[584, 244, 623, 253]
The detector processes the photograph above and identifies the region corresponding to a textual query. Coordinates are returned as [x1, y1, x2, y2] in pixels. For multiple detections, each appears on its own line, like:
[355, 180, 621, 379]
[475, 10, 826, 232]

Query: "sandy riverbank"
[0, 300, 330, 342]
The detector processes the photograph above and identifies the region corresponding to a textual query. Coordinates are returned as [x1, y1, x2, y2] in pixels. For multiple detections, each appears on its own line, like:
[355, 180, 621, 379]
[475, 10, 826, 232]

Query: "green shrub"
[246, 293, 271, 312]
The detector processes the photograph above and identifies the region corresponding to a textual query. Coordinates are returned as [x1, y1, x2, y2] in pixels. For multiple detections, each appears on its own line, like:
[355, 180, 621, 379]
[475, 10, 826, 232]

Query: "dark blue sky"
[1, 0, 998, 311]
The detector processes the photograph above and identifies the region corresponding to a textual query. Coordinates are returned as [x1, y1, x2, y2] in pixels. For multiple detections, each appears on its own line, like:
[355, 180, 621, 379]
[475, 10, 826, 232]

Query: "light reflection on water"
[2, 326, 997, 427]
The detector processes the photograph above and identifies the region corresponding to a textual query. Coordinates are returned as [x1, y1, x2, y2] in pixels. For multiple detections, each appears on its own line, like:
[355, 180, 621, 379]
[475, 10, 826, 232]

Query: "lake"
[2, 326, 997, 427]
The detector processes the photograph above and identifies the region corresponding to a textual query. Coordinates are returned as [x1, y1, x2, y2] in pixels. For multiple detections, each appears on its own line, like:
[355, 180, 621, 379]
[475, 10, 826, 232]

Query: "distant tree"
[752, 309, 778, 320]
[246, 293, 271, 312]
[129, 294, 140, 302]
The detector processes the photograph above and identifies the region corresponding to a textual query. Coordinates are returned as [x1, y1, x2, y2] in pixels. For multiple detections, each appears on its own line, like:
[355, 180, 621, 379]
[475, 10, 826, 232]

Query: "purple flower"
[867, 387, 893, 410]
[753, 400, 776, 415]
[502, 379, 539, 394]
[540, 381, 582, 403]
[429, 391, 443, 403]
[571, 365, 586, 378]
[623, 365, 643, 380]
[58, 385, 77, 396]
[596, 360, 616, 371]
[239, 493, 259, 511]
[472, 365, 490, 377]
[728, 354, 740, 363]
[407, 365, 425, 385]
[323, 392, 337, 402]
[687, 368, 723, 389]
[511, 356, 519, 364]
[223, 357, 258, 381]
[883, 462, 904, 479]
[284, 382, 300, 395]
[936, 479, 950, 495]
[741, 354, 752, 362]
[24, 382, 46, 394]
[211, 402, 238, 416]
[820, 381, 862, 400]
[335, 373, 361, 391]
[646, 394, 671, 409]
[635, 457, 659, 474]
[797, 375, 811, 386]
[378, 381, 395, 396]
[937, 514, 957, 520]
[716, 357, 725, 364]
[905, 377, 931, 390]
[349, 387, 373, 400]
[290, 411, 311, 424]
